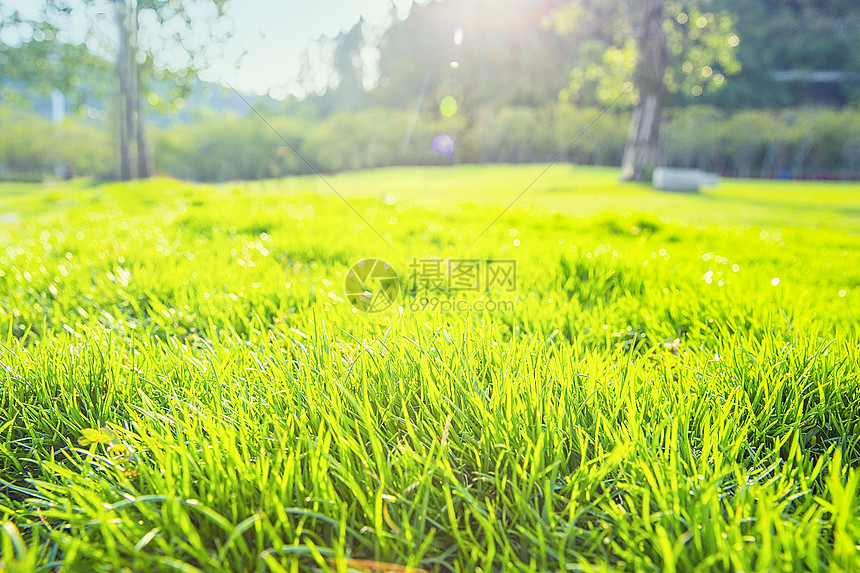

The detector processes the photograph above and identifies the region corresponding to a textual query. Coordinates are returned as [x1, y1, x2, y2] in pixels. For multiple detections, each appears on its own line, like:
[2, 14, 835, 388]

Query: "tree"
[115, 0, 146, 179]
[299, 0, 576, 113]
[1, 0, 234, 180]
[711, 0, 860, 108]
[298, 18, 376, 115]
[552, 0, 741, 181]
[330, 18, 367, 110]
[0, 6, 114, 104]
[622, 0, 667, 182]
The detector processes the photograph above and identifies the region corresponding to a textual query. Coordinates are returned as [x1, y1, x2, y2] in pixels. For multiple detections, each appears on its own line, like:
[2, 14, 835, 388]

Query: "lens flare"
[439, 96, 458, 117]
[453, 27, 464, 46]
[432, 133, 455, 157]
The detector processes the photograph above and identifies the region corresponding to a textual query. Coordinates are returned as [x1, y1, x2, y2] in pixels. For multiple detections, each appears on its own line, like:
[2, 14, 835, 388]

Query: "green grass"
[0, 165, 858, 572]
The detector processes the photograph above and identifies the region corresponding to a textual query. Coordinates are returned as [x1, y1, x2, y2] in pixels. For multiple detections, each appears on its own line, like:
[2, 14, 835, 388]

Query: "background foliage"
[3, 102, 860, 181]
[2, 0, 860, 182]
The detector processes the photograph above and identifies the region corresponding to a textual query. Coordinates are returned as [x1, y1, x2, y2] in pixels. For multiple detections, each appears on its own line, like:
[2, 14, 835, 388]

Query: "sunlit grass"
[1, 165, 859, 571]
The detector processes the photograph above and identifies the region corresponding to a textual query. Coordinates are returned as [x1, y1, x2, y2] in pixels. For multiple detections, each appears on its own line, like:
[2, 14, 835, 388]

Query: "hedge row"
[2, 103, 859, 181]
[0, 106, 114, 181]
[663, 107, 860, 179]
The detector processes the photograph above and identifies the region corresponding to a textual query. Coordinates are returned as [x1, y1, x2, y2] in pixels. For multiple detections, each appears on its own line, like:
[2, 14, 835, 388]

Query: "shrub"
[3, 102, 859, 182]
[0, 106, 112, 180]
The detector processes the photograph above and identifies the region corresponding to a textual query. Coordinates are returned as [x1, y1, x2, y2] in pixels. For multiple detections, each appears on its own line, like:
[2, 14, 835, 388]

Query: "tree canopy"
[551, 0, 741, 106]
[2, 0, 859, 181]
[0, 0, 235, 179]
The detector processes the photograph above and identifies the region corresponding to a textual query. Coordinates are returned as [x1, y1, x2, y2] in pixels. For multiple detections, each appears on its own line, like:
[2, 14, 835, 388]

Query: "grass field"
[1, 165, 859, 572]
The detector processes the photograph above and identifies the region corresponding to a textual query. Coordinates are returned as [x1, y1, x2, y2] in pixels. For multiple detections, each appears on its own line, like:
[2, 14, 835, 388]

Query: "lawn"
[1, 165, 859, 572]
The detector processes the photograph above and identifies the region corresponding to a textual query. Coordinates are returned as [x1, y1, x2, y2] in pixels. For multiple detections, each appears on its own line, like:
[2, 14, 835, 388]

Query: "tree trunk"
[621, 0, 668, 182]
[136, 104, 152, 177]
[115, 0, 150, 180]
[116, 1, 132, 180]
[132, 2, 152, 178]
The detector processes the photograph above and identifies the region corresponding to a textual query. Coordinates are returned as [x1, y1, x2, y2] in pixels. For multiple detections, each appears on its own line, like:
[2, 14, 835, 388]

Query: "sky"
[203, 0, 416, 97]
[0, 0, 419, 98]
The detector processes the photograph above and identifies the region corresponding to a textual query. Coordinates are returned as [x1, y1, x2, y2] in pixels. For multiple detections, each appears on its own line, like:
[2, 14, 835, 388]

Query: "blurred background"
[0, 0, 858, 183]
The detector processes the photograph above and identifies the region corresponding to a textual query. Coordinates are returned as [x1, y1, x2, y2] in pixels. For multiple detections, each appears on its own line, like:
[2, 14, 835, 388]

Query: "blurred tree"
[0, 0, 234, 180]
[552, 0, 741, 181]
[710, 0, 860, 108]
[298, 18, 377, 115]
[0, 26, 112, 102]
[377, 0, 574, 108]
[110, 0, 234, 179]
[300, 0, 576, 113]
[114, 0, 145, 179]
[330, 18, 366, 110]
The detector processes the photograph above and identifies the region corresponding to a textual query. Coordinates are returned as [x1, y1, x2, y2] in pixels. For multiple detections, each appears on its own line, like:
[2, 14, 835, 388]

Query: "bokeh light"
[439, 96, 458, 117]
[453, 27, 464, 46]
[436, 79, 463, 117]
[431, 133, 454, 156]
